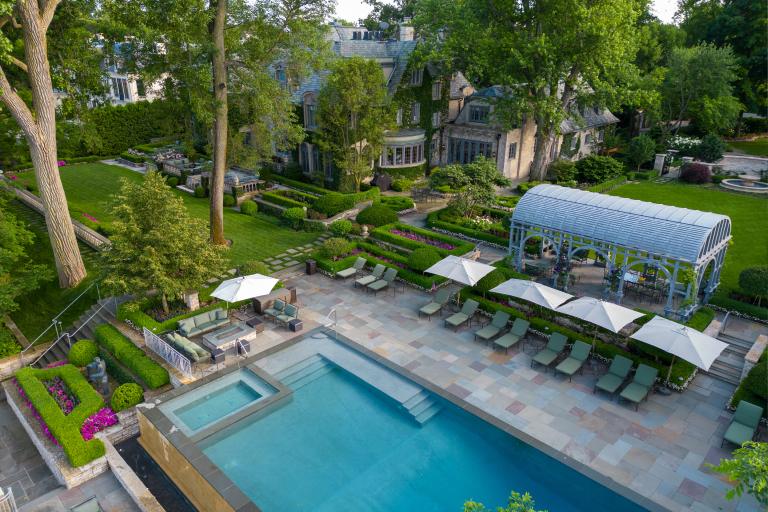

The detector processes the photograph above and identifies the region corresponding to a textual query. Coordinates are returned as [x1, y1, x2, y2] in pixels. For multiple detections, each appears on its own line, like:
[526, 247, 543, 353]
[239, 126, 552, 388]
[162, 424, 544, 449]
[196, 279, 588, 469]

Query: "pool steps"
[273, 354, 441, 425]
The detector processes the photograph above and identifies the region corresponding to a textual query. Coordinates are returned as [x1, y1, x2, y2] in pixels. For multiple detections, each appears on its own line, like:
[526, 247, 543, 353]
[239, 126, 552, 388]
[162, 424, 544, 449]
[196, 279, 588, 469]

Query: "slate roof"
[560, 108, 619, 134]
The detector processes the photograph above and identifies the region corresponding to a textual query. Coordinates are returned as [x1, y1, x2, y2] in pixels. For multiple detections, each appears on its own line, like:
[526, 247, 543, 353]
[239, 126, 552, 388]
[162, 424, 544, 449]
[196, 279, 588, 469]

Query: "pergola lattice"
[508, 185, 731, 319]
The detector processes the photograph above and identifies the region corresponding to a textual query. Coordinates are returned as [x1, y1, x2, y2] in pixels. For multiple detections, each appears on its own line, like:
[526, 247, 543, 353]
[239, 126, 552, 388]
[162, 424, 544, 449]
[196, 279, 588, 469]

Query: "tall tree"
[0, 0, 93, 287]
[315, 57, 394, 192]
[415, 0, 642, 180]
[105, 0, 332, 244]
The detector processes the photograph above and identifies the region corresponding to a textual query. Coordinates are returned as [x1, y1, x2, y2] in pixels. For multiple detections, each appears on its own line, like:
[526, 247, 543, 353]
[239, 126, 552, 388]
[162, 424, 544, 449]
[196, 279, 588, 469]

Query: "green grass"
[7, 163, 321, 342]
[609, 181, 768, 295]
[728, 137, 768, 157]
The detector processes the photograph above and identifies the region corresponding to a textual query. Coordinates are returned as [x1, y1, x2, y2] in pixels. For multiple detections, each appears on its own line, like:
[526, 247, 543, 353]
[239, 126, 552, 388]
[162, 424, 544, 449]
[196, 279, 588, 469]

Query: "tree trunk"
[7, 0, 87, 288]
[209, 0, 228, 245]
[529, 122, 556, 181]
[161, 293, 170, 315]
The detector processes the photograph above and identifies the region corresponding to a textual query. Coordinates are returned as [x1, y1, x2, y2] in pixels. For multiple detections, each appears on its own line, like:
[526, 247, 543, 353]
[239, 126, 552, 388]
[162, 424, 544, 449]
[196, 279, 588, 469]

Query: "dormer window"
[410, 68, 423, 86]
[469, 105, 490, 124]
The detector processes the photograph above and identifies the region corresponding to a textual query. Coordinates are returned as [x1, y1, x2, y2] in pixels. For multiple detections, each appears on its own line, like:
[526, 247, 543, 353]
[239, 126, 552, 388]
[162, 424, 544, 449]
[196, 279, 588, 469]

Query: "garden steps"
[705, 333, 753, 385]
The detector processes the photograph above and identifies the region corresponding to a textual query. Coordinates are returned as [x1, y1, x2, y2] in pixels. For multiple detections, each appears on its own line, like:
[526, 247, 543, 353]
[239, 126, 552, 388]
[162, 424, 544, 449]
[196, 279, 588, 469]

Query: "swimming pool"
[198, 364, 648, 512]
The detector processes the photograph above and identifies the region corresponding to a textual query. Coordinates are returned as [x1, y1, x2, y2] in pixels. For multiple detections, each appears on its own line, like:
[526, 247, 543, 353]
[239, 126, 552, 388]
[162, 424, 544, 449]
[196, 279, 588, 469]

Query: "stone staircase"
[273, 355, 442, 426]
[706, 333, 753, 385]
[33, 299, 117, 369]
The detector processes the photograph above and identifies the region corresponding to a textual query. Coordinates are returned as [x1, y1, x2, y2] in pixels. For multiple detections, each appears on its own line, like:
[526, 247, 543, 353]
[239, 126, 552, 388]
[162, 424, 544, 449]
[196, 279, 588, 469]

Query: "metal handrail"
[719, 311, 731, 337]
[0, 486, 19, 512]
[324, 308, 338, 338]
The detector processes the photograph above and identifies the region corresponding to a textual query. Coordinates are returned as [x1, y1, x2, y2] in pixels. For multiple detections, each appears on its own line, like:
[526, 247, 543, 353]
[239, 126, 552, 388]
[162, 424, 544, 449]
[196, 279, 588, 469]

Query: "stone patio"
[237, 270, 762, 512]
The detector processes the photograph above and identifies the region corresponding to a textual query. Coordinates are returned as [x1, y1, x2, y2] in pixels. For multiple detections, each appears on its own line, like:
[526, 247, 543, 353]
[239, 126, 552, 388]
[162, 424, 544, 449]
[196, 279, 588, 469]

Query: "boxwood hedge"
[370, 223, 475, 257]
[93, 324, 169, 389]
[14, 365, 106, 467]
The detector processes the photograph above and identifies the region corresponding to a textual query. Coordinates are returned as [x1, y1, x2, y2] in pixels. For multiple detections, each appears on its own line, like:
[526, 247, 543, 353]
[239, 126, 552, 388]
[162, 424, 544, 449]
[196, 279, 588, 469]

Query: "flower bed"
[44, 376, 79, 415]
[426, 207, 510, 247]
[370, 222, 474, 257]
[93, 324, 169, 389]
[81, 408, 119, 441]
[14, 364, 108, 467]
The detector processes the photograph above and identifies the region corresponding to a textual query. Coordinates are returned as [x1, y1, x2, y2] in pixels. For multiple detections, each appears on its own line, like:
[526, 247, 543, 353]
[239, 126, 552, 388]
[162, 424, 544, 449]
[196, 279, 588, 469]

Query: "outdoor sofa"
[178, 308, 229, 337]
[165, 332, 210, 363]
[722, 400, 763, 447]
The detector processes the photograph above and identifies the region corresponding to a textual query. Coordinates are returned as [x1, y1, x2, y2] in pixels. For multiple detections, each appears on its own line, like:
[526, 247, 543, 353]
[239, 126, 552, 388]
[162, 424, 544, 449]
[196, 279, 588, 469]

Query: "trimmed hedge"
[407, 247, 441, 272]
[370, 223, 475, 257]
[99, 348, 137, 386]
[267, 175, 330, 196]
[426, 210, 508, 246]
[378, 196, 415, 212]
[110, 383, 144, 412]
[313, 192, 354, 216]
[357, 204, 398, 227]
[586, 175, 628, 193]
[710, 294, 768, 321]
[119, 152, 146, 164]
[117, 300, 224, 334]
[261, 191, 307, 209]
[14, 365, 106, 467]
[93, 324, 169, 389]
[67, 340, 98, 367]
[730, 354, 767, 418]
[239, 201, 258, 216]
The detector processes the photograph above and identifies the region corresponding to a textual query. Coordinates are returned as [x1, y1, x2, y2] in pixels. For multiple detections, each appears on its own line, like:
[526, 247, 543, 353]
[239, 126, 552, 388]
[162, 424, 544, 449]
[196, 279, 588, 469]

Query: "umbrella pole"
[666, 355, 675, 383]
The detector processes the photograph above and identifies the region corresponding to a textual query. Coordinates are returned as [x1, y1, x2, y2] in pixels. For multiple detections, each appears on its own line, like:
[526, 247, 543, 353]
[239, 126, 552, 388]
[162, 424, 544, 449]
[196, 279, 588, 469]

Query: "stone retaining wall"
[98, 436, 165, 512]
[742, 334, 767, 381]
[0, 346, 47, 382]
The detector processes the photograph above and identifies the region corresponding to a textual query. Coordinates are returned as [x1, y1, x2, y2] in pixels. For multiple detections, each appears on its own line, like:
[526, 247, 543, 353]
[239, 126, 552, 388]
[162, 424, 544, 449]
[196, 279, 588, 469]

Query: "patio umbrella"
[211, 273, 278, 308]
[631, 315, 728, 382]
[425, 256, 496, 305]
[555, 297, 645, 356]
[490, 279, 573, 310]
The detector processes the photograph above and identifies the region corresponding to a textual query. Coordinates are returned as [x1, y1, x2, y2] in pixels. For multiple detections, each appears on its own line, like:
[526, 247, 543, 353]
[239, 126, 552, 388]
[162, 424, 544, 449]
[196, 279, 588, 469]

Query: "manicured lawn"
[728, 137, 768, 157]
[609, 181, 768, 294]
[45, 162, 321, 264]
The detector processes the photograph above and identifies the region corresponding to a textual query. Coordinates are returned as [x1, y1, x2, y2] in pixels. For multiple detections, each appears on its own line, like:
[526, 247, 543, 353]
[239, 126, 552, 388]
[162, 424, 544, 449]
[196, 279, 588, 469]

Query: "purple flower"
[390, 229, 456, 250]
[81, 408, 119, 440]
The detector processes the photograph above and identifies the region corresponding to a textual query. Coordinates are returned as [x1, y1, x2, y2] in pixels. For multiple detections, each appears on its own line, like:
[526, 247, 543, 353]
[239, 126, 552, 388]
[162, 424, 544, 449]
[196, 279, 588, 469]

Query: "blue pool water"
[175, 381, 262, 432]
[200, 367, 647, 512]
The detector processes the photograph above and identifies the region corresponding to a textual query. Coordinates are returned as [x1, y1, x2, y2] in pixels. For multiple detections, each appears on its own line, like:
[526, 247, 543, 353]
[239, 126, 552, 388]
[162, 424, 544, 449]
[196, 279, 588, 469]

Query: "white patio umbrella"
[555, 297, 645, 334]
[490, 279, 573, 310]
[425, 255, 495, 305]
[211, 273, 279, 308]
[631, 315, 728, 382]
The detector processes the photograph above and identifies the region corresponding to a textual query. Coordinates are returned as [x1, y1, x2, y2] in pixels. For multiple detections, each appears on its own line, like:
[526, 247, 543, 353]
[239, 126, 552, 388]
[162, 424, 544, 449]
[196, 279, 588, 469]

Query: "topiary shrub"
[194, 185, 206, 198]
[283, 207, 307, 229]
[739, 266, 768, 305]
[407, 247, 441, 272]
[575, 155, 625, 184]
[680, 162, 711, 184]
[110, 383, 144, 412]
[473, 269, 507, 297]
[67, 340, 98, 367]
[549, 159, 577, 182]
[329, 219, 353, 237]
[321, 238, 354, 260]
[356, 204, 397, 227]
[391, 178, 413, 192]
[240, 200, 258, 216]
[223, 195, 236, 207]
[166, 176, 179, 187]
[697, 133, 726, 163]
[313, 193, 354, 217]
[239, 260, 271, 276]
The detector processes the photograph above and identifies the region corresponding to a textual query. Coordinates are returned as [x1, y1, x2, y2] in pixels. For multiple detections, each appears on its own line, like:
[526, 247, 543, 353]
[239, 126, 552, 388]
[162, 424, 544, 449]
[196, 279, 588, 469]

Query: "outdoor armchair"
[276, 303, 299, 326]
[474, 311, 511, 343]
[418, 288, 452, 319]
[554, 341, 592, 381]
[264, 299, 285, 322]
[493, 318, 530, 353]
[722, 400, 763, 448]
[531, 332, 568, 371]
[444, 299, 479, 331]
[355, 264, 385, 288]
[619, 364, 658, 410]
[594, 355, 633, 396]
[367, 267, 398, 295]
[336, 257, 366, 279]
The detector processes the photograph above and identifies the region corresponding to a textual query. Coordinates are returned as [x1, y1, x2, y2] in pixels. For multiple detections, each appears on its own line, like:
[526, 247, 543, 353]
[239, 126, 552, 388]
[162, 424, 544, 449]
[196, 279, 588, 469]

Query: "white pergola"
[508, 185, 732, 320]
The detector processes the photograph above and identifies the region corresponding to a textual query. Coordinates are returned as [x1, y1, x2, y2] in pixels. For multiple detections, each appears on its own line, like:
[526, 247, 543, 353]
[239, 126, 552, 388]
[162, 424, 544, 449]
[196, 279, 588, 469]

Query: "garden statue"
[361, 225, 369, 238]
[100, 375, 110, 396]
[87, 357, 106, 384]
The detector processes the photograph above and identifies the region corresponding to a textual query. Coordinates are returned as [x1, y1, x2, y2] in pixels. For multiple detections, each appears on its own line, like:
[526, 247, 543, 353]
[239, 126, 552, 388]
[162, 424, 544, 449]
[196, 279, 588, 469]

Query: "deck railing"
[143, 327, 192, 376]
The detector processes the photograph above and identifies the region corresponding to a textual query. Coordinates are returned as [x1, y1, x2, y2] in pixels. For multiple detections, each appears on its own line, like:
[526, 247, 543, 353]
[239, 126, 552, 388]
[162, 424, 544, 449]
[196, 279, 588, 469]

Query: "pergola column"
[615, 265, 627, 304]
[665, 260, 680, 317]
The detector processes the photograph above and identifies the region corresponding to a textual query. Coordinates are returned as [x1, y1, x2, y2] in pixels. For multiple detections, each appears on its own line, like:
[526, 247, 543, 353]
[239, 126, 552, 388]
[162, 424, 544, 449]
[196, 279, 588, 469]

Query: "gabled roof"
[560, 108, 619, 134]
[512, 185, 731, 263]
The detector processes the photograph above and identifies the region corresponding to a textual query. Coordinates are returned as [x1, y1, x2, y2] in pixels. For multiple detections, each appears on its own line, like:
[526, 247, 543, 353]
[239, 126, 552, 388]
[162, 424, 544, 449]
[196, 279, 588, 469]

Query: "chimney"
[398, 19, 414, 41]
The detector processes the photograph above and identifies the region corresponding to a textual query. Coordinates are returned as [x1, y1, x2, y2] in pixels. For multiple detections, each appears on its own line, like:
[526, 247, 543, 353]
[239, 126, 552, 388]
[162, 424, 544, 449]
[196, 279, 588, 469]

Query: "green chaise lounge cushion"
[554, 341, 592, 379]
[619, 364, 658, 409]
[276, 304, 299, 325]
[368, 268, 397, 293]
[336, 257, 366, 279]
[532, 332, 568, 368]
[474, 311, 511, 341]
[177, 308, 228, 337]
[355, 264, 385, 287]
[594, 355, 633, 395]
[493, 318, 530, 351]
[723, 400, 763, 446]
[419, 288, 451, 318]
[445, 300, 479, 329]
[264, 299, 285, 319]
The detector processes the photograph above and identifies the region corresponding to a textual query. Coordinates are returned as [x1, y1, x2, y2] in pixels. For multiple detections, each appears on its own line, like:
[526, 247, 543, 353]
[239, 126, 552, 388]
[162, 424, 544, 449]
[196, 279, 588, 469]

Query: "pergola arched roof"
[512, 185, 731, 263]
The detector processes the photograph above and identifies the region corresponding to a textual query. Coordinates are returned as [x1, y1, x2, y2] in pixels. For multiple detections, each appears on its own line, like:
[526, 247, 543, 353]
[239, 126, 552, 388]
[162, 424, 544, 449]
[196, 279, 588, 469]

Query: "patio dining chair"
[473, 311, 510, 343]
[531, 332, 568, 371]
[354, 264, 385, 288]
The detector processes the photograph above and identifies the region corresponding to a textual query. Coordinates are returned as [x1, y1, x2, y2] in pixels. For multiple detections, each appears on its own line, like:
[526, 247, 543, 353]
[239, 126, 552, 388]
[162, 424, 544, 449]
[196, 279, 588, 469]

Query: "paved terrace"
[235, 270, 762, 512]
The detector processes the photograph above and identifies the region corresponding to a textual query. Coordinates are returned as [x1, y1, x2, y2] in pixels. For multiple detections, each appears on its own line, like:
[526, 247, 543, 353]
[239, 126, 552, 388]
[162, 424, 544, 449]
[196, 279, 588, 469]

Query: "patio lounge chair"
[367, 267, 397, 295]
[618, 364, 658, 410]
[444, 299, 479, 331]
[336, 257, 366, 279]
[594, 355, 633, 396]
[531, 332, 568, 371]
[554, 341, 592, 381]
[418, 288, 452, 319]
[276, 303, 299, 326]
[474, 311, 510, 343]
[493, 318, 530, 353]
[355, 264, 385, 288]
[264, 299, 285, 322]
[722, 400, 764, 448]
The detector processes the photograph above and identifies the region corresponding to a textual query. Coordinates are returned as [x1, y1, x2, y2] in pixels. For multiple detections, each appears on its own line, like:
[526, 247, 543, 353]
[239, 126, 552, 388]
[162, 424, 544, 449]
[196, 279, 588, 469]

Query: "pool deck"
[235, 270, 763, 512]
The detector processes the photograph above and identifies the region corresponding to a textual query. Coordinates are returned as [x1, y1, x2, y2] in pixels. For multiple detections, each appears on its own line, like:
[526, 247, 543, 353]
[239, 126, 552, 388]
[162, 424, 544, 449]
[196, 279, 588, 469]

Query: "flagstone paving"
[259, 271, 762, 512]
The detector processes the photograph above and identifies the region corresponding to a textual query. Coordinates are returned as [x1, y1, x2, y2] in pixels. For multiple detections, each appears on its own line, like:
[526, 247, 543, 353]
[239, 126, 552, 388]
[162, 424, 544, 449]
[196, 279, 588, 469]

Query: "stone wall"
[0, 346, 47, 381]
[98, 435, 165, 512]
[741, 334, 767, 381]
